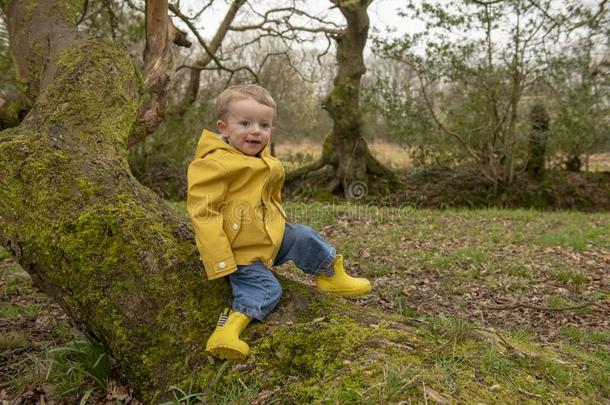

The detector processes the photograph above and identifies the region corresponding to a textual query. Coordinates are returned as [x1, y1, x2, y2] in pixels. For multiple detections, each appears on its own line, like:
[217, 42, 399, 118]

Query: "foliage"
[362, 57, 447, 166]
[77, 0, 145, 60]
[0, 15, 17, 94]
[545, 36, 610, 171]
[128, 100, 205, 200]
[372, 0, 609, 186]
[45, 332, 111, 397]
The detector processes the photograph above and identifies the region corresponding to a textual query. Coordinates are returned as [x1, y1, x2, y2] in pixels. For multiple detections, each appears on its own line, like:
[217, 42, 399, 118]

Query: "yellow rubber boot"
[315, 255, 371, 297]
[205, 309, 252, 360]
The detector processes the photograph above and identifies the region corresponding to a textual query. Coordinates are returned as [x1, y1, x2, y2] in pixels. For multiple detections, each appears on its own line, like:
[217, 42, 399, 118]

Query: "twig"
[422, 381, 429, 405]
[517, 387, 542, 398]
[168, 2, 258, 81]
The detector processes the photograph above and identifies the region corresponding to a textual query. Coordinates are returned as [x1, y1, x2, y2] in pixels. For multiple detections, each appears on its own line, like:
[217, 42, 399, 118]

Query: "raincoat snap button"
[218, 261, 226, 269]
[232, 223, 239, 230]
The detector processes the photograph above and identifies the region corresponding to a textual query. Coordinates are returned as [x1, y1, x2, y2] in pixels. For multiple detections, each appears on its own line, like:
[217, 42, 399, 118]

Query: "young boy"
[187, 84, 371, 360]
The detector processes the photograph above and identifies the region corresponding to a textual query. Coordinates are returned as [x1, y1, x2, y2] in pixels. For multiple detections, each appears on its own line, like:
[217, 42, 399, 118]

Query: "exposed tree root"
[285, 145, 402, 200]
[285, 158, 327, 183]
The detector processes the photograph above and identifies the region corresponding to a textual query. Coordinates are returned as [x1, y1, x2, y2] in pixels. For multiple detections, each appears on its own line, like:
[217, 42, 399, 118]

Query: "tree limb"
[127, 0, 177, 148]
[168, 2, 258, 83]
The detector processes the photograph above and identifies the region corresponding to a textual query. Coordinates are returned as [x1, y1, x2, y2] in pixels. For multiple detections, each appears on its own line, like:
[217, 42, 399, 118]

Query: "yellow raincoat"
[187, 129, 286, 280]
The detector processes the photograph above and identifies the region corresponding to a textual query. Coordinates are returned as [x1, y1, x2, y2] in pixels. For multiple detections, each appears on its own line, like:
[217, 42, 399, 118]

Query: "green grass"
[560, 326, 610, 345]
[0, 247, 11, 260]
[0, 302, 42, 319]
[362, 362, 419, 402]
[479, 349, 514, 379]
[13, 332, 112, 402]
[534, 219, 610, 251]
[550, 266, 588, 289]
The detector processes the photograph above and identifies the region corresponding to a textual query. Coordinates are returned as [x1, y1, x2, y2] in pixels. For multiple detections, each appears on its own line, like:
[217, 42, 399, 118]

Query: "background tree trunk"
[526, 102, 549, 179]
[565, 154, 583, 172]
[286, 0, 399, 199]
[0, 1, 417, 400]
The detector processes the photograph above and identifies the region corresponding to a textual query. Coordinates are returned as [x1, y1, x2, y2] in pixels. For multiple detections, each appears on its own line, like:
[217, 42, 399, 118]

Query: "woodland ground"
[1, 203, 608, 403]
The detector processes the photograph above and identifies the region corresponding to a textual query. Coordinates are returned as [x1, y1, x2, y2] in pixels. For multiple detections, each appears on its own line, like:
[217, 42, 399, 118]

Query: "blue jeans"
[229, 223, 336, 320]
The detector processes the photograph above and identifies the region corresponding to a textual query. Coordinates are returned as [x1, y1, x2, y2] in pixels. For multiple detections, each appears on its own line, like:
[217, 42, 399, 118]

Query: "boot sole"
[206, 345, 249, 360]
[319, 285, 372, 297]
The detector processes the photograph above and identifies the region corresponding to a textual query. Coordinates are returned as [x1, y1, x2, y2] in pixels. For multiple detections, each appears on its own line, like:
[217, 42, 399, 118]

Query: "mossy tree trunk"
[286, 0, 399, 199]
[0, 0, 418, 401]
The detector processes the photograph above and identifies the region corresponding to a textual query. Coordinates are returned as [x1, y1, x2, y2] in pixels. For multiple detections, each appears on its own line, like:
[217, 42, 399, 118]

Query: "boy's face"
[217, 98, 275, 156]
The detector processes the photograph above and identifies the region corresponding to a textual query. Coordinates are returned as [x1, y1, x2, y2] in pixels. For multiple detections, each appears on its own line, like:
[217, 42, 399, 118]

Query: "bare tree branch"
[126, 0, 144, 12]
[76, 0, 90, 25]
[179, 0, 214, 20]
[390, 54, 484, 165]
[104, 0, 118, 40]
[230, 6, 342, 35]
[167, 0, 267, 116]
[256, 51, 313, 83]
[169, 19, 191, 47]
[168, 2, 258, 81]
[469, 0, 506, 5]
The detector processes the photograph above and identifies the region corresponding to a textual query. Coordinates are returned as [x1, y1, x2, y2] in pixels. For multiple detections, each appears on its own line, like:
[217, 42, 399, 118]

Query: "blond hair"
[215, 84, 277, 121]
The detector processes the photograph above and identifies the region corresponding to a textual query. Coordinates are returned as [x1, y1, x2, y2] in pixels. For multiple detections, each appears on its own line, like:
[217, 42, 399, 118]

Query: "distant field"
[275, 140, 610, 172]
[589, 152, 610, 171]
[275, 139, 413, 170]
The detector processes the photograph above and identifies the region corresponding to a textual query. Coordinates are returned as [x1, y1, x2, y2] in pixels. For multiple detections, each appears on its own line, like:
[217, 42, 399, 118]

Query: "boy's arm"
[187, 157, 236, 279]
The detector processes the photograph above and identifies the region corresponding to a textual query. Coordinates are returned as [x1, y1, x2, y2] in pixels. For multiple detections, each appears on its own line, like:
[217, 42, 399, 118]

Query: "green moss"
[51, 0, 83, 26]
[1, 178, 223, 400]
[479, 349, 514, 379]
[35, 37, 141, 148]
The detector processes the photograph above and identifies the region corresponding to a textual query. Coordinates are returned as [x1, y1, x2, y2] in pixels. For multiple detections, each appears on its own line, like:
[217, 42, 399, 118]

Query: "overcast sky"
[175, 0, 423, 51]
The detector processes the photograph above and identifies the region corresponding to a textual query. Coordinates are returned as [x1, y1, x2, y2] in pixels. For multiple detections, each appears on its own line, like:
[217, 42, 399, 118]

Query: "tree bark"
[286, 0, 399, 199]
[0, 0, 416, 401]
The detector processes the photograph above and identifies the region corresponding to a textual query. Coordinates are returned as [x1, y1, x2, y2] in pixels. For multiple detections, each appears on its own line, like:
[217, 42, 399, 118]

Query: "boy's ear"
[216, 120, 227, 135]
